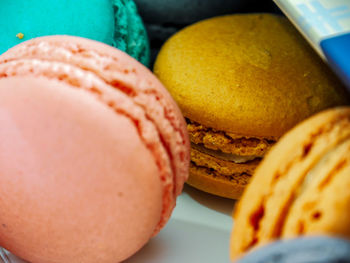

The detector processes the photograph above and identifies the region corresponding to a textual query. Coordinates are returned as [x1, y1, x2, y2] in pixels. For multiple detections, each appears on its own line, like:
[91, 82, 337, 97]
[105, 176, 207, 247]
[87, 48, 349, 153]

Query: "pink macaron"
[0, 36, 190, 263]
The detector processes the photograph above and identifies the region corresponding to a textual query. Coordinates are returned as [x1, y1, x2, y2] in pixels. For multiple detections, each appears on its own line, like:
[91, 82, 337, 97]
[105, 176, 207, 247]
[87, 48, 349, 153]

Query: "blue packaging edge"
[320, 32, 350, 91]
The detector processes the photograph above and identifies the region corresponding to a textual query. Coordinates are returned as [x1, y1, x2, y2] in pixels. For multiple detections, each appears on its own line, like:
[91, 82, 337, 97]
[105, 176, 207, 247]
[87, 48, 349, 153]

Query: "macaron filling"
[187, 120, 275, 156]
[187, 120, 275, 179]
[185, 119, 276, 198]
[191, 143, 258, 163]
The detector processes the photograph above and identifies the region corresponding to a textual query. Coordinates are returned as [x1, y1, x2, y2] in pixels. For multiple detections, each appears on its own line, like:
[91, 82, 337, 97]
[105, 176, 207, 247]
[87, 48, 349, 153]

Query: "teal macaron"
[0, 0, 150, 66]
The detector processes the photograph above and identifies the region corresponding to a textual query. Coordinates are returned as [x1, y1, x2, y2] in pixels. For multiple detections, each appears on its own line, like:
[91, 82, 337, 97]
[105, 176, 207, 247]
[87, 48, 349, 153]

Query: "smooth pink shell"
[0, 36, 190, 263]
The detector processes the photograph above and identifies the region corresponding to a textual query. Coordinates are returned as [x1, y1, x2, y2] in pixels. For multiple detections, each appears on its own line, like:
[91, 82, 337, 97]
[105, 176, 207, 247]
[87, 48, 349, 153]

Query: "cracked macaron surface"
[0, 36, 189, 263]
[231, 107, 350, 259]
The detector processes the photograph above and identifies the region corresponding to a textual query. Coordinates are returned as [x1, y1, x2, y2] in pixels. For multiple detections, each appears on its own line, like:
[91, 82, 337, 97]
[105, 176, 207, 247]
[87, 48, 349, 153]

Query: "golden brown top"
[154, 14, 349, 137]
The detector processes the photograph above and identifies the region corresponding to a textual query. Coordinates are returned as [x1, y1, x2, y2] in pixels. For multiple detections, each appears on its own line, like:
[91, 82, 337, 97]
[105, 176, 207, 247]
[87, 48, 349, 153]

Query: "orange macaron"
[154, 13, 349, 199]
[231, 107, 350, 259]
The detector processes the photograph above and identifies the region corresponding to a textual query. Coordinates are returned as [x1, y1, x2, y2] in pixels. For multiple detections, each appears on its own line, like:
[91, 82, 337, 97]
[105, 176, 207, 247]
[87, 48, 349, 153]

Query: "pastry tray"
[1, 185, 235, 263]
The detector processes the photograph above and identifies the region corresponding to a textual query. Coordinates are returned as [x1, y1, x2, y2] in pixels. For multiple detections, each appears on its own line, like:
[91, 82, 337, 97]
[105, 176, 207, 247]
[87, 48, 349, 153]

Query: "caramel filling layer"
[187, 119, 276, 157]
[191, 143, 259, 164]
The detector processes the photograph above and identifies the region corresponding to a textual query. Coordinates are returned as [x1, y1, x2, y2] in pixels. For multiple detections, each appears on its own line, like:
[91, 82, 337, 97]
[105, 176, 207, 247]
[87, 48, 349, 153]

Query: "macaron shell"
[0, 35, 190, 232]
[231, 107, 350, 258]
[112, 0, 151, 66]
[0, 76, 162, 263]
[282, 139, 350, 238]
[0, 0, 115, 53]
[154, 14, 349, 138]
[188, 163, 250, 199]
[0, 0, 150, 66]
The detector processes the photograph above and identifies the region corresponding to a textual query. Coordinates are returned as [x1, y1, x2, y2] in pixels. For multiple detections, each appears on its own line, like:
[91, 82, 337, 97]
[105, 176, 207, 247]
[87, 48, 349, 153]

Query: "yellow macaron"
[230, 107, 350, 259]
[154, 14, 349, 199]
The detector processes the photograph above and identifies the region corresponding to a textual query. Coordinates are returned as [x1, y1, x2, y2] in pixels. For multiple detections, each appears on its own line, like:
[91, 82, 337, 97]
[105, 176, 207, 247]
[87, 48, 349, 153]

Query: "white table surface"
[126, 185, 236, 263]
